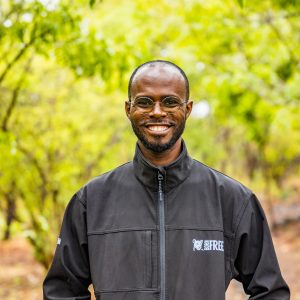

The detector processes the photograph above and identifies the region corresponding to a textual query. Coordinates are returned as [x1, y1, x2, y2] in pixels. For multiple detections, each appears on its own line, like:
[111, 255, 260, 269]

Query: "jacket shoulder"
[192, 159, 254, 232]
[76, 161, 134, 205]
[192, 159, 252, 194]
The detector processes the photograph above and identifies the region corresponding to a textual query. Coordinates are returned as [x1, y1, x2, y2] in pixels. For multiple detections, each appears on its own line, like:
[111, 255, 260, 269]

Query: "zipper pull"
[158, 172, 163, 181]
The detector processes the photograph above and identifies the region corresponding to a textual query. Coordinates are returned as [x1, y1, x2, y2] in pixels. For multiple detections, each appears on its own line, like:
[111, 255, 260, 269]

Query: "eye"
[162, 97, 182, 108]
[134, 97, 153, 108]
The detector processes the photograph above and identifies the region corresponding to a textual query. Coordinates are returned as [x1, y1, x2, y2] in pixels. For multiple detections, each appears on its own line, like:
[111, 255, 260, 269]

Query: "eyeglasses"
[130, 96, 187, 112]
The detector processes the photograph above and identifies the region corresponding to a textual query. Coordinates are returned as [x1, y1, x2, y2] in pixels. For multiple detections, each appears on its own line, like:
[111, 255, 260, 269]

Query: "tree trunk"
[3, 193, 16, 240]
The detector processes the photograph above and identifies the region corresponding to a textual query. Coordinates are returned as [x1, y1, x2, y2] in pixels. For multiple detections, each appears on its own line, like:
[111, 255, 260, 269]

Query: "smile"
[146, 125, 171, 132]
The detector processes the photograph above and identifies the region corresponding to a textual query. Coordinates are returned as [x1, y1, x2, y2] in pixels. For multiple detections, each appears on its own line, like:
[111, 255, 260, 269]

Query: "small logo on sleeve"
[192, 239, 224, 252]
[57, 237, 61, 245]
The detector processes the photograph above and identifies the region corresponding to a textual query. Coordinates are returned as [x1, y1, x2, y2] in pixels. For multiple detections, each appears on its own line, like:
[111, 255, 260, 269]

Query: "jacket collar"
[133, 140, 194, 192]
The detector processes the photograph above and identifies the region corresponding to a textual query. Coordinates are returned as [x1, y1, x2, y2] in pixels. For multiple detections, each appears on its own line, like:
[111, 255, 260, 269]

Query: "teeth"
[148, 125, 169, 132]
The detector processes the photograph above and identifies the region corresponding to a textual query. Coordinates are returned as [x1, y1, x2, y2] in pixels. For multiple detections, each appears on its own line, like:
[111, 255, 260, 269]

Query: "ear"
[125, 100, 131, 118]
[185, 100, 193, 119]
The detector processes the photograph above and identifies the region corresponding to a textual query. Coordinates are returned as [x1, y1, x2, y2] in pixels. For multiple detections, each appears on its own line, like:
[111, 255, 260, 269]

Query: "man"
[43, 60, 290, 300]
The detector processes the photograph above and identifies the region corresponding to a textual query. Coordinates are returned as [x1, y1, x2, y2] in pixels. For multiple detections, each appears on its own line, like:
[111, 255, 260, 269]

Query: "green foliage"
[89, 0, 97, 7]
[0, 0, 300, 267]
[237, 0, 244, 7]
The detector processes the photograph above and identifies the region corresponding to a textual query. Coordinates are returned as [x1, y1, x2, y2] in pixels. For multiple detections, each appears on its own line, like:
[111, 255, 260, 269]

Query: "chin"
[144, 143, 171, 153]
[140, 137, 178, 153]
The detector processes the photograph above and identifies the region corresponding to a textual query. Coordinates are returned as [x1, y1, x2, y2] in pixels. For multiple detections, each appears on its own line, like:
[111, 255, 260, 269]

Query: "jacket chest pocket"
[88, 230, 156, 292]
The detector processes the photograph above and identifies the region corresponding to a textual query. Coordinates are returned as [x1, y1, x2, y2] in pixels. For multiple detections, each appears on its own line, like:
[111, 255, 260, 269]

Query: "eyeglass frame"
[128, 96, 189, 112]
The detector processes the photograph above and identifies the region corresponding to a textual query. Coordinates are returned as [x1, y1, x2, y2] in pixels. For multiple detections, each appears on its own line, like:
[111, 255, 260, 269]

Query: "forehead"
[131, 65, 186, 98]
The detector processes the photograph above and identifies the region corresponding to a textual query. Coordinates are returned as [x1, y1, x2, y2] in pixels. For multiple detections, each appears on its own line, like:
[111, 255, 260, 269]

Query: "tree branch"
[1, 57, 33, 132]
[17, 143, 48, 207]
[266, 18, 298, 63]
[1, 83, 21, 132]
[0, 24, 51, 85]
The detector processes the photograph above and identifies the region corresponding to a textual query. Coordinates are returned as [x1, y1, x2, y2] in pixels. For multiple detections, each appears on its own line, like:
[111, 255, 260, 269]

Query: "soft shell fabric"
[43, 142, 290, 300]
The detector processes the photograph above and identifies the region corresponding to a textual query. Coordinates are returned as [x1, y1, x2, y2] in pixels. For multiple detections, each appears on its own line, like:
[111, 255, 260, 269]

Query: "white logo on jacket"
[192, 239, 224, 252]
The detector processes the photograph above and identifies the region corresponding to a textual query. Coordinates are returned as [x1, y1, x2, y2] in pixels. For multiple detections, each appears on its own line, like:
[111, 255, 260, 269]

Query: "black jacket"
[43, 142, 290, 300]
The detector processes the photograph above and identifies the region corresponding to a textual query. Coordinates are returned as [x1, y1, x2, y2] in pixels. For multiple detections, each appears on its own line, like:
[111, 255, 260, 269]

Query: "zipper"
[145, 230, 152, 288]
[158, 172, 166, 300]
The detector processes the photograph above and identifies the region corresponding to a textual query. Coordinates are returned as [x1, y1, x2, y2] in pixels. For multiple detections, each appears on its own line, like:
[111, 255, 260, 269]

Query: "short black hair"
[128, 60, 190, 100]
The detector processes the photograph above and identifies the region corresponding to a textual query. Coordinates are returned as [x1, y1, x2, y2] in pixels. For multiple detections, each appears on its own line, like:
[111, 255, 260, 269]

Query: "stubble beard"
[131, 121, 186, 153]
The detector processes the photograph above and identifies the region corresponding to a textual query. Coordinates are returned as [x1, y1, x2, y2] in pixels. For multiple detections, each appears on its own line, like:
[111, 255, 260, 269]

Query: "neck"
[138, 139, 182, 167]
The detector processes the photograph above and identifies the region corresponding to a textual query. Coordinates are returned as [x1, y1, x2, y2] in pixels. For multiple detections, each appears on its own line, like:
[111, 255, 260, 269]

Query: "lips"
[147, 125, 169, 132]
[144, 122, 173, 133]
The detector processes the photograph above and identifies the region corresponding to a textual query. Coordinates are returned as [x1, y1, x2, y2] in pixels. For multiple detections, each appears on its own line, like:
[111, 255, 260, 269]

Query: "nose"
[149, 101, 167, 118]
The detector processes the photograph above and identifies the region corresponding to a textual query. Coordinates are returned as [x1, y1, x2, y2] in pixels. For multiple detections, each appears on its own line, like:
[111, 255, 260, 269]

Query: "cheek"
[173, 111, 186, 121]
[130, 111, 148, 123]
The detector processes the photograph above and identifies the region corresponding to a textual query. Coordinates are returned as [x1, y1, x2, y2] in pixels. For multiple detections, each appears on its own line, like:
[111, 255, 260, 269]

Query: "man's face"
[125, 65, 193, 153]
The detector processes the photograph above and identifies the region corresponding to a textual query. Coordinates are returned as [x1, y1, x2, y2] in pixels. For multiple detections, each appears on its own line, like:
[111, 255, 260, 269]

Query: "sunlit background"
[0, 0, 299, 299]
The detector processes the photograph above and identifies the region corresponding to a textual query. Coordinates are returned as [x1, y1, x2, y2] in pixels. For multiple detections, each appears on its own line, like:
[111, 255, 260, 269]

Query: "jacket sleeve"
[43, 193, 91, 300]
[232, 194, 290, 299]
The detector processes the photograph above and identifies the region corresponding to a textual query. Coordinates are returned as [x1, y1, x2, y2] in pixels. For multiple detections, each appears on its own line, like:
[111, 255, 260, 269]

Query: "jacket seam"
[192, 159, 250, 191]
[165, 225, 224, 232]
[233, 194, 252, 235]
[87, 226, 232, 235]
[87, 227, 157, 236]
[90, 161, 132, 180]
[230, 194, 252, 277]
[76, 195, 87, 208]
[95, 288, 158, 294]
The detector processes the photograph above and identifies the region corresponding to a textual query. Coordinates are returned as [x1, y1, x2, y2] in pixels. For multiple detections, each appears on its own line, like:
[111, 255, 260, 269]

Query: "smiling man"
[43, 60, 290, 300]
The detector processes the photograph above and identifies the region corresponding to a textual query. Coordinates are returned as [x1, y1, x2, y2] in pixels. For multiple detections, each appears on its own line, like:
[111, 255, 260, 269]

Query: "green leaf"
[237, 0, 244, 7]
[89, 0, 96, 7]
